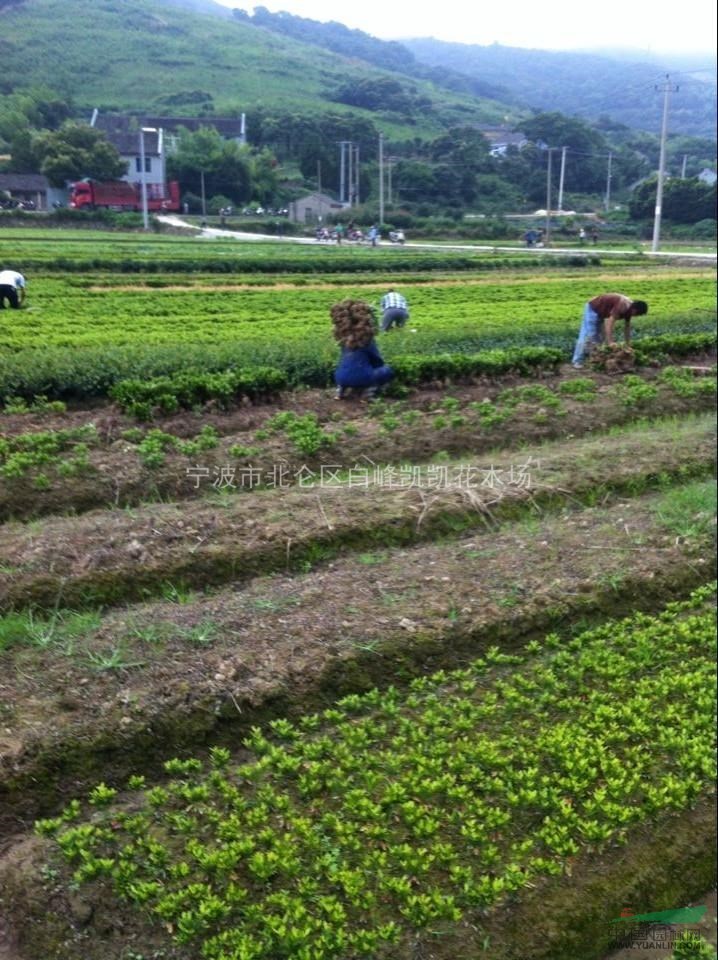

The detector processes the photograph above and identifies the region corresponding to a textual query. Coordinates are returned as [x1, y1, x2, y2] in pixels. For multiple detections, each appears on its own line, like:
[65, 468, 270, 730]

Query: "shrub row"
[109, 367, 287, 419]
[108, 346, 567, 416]
[1, 332, 714, 407]
[13, 254, 600, 274]
[631, 331, 717, 361]
[391, 346, 565, 384]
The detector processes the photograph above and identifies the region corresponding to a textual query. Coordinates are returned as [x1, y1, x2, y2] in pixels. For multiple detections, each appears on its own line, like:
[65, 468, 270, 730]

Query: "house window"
[135, 157, 151, 173]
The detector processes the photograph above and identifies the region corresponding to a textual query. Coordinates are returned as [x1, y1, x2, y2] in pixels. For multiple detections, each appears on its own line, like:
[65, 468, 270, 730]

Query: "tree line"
[0, 86, 715, 225]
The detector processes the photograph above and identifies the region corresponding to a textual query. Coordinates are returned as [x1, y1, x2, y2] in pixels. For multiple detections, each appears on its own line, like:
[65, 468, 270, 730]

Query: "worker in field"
[571, 293, 648, 368]
[331, 299, 395, 401]
[380, 288, 410, 331]
[0, 269, 26, 309]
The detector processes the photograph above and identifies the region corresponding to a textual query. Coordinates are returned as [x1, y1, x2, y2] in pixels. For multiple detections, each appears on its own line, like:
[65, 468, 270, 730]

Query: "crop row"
[2, 274, 713, 352]
[0, 233, 601, 273]
[108, 346, 567, 417]
[0, 320, 714, 406]
[36, 586, 716, 960]
[109, 340, 713, 418]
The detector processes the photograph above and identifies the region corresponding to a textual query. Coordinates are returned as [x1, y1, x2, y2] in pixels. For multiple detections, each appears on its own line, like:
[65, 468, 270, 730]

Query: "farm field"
[0, 231, 715, 960]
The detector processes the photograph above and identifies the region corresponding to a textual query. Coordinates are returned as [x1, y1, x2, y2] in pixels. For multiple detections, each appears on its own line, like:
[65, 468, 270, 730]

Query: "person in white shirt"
[380, 289, 409, 331]
[0, 270, 26, 309]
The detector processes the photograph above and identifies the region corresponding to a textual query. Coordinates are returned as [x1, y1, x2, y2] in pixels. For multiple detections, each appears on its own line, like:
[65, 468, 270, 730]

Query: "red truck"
[69, 179, 181, 212]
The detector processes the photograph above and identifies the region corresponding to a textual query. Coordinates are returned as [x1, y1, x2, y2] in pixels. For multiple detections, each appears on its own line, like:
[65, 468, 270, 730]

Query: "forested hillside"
[213, 4, 717, 140]
[403, 38, 717, 139]
[0, 0, 508, 135]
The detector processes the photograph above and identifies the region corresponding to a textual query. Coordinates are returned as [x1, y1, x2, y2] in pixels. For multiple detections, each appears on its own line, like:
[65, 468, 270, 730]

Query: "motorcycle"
[388, 230, 405, 244]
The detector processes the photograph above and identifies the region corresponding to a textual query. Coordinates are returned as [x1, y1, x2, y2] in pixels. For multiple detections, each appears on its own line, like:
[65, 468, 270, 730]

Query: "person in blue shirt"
[331, 299, 395, 401]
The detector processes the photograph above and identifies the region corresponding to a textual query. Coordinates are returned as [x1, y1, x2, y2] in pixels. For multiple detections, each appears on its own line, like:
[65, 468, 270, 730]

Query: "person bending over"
[0, 269, 26, 309]
[380, 289, 409, 331]
[572, 293, 648, 368]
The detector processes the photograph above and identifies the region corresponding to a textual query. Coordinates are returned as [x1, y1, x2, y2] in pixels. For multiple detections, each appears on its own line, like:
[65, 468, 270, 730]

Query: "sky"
[217, 0, 717, 56]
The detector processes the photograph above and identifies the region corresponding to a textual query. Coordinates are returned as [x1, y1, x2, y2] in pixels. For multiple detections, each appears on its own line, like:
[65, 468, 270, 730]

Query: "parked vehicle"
[69, 179, 181, 212]
[389, 230, 405, 244]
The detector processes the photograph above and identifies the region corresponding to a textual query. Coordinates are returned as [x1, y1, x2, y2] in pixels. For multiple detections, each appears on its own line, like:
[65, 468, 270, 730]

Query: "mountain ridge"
[1, 0, 715, 141]
[154, 0, 716, 137]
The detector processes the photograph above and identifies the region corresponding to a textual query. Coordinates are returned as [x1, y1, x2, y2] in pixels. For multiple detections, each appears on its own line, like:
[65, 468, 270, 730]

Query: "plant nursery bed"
[0, 482, 714, 828]
[0, 361, 715, 523]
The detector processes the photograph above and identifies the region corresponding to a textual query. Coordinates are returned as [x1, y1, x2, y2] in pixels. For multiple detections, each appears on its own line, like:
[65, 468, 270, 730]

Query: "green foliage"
[110, 367, 287, 417]
[31, 121, 126, 187]
[39, 586, 717, 959]
[265, 410, 336, 456]
[672, 932, 717, 960]
[0, 424, 98, 480]
[654, 480, 717, 544]
[392, 346, 565, 383]
[401, 40, 716, 140]
[167, 126, 256, 206]
[629, 176, 717, 224]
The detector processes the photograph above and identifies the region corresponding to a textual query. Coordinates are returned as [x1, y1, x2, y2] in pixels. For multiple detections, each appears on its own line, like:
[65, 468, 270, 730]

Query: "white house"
[90, 112, 168, 200]
[288, 192, 348, 224]
[477, 126, 529, 157]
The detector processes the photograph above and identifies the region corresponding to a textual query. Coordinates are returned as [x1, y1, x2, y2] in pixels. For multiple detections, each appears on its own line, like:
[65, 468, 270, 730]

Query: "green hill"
[0, 0, 512, 139]
[402, 38, 717, 139]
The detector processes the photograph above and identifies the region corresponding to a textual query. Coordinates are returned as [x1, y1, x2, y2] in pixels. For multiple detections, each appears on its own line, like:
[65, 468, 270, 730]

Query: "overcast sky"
[218, 0, 717, 56]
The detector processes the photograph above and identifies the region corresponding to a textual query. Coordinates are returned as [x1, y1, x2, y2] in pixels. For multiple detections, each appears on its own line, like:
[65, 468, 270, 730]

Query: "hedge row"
[631, 332, 717, 361]
[107, 335, 715, 418]
[108, 346, 566, 416]
[109, 366, 287, 419]
[1, 331, 714, 407]
[13, 254, 600, 274]
[391, 346, 565, 384]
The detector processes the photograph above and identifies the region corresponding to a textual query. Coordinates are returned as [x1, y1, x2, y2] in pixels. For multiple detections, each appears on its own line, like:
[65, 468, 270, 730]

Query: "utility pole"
[338, 142, 346, 205]
[317, 160, 322, 197]
[378, 133, 384, 226]
[604, 151, 613, 212]
[652, 74, 679, 253]
[139, 127, 156, 230]
[557, 146, 567, 213]
[353, 144, 360, 205]
[348, 144, 353, 207]
[545, 147, 553, 245]
[140, 128, 149, 230]
[681, 153, 688, 178]
[385, 156, 400, 205]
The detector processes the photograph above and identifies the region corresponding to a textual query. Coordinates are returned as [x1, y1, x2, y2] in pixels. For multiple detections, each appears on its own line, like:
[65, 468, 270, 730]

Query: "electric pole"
[557, 146, 567, 213]
[652, 74, 679, 253]
[604, 151, 613, 212]
[378, 133, 384, 226]
[545, 147, 553, 245]
[353, 144, 360, 205]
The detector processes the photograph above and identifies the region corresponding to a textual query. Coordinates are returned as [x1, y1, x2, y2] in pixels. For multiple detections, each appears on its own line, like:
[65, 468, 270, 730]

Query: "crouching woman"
[331, 299, 395, 401]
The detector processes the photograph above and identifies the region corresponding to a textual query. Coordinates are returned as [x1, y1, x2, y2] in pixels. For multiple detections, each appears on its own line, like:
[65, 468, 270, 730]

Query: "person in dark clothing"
[330, 299, 394, 400]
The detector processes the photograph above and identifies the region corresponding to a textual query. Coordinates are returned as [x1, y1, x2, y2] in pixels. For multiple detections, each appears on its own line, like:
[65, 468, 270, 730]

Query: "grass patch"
[654, 479, 717, 544]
